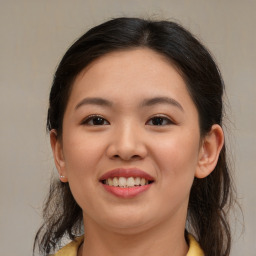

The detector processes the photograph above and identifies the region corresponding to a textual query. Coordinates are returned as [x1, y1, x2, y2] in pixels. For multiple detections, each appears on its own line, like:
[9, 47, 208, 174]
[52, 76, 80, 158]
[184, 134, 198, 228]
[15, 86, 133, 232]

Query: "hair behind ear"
[188, 140, 233, 256]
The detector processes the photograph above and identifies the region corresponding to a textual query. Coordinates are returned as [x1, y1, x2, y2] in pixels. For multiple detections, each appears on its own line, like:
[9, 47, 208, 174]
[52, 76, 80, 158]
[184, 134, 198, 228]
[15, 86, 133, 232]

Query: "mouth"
[101, 177, 154, 187]
[99, 168, 155, 198]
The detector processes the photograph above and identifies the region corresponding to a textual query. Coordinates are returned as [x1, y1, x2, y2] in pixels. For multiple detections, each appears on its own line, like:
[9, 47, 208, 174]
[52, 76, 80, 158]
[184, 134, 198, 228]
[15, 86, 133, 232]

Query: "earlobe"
[50, 130, 68, 182]
[195, 124, 224, 179]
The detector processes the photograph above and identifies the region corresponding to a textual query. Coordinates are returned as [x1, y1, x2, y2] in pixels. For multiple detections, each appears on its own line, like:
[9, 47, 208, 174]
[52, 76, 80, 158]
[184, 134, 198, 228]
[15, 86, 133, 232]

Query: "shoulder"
[51, 236, 84, 256]
[187, 234, 204, 256]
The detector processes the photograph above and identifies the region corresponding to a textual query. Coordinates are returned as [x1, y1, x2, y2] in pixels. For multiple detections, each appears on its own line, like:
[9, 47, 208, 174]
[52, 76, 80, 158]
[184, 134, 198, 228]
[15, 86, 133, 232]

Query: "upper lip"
[99, 168, 155, 181]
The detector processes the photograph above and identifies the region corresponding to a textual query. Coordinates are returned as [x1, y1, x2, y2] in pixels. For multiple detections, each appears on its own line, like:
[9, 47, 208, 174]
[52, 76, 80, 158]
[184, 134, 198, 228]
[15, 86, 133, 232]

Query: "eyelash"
[81, 115, 110, 126]
[81, 115, 174, 126]
[146, 116, 174, 126]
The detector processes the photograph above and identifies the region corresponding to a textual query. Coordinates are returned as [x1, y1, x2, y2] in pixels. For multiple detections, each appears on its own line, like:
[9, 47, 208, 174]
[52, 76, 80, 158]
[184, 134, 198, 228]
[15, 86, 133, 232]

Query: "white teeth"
[119, 177, 127, 187]
[140, 178, 146, 186]
[103, 177, 151, 187]
[134, 177, 141, 186]
[127, 177, 135, 187]
[107, 178, 113, 186]
[113, 177, 119, 187]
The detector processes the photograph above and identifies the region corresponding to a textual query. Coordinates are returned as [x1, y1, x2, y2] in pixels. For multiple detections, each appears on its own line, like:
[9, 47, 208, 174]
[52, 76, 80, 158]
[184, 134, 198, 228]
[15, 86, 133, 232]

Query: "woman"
[34, 17, 234, 256]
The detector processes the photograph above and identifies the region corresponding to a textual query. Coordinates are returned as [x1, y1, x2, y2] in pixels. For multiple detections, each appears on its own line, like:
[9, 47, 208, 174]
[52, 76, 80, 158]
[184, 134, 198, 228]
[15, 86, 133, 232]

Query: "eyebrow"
[75, 97, 113, 110]
[75, 96, 184, 112]
[141, 97, 184, 112]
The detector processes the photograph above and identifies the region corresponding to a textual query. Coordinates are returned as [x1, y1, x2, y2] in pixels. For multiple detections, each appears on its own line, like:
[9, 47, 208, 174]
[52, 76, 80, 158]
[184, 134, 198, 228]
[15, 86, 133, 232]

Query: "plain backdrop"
[0, 1, 255, 255]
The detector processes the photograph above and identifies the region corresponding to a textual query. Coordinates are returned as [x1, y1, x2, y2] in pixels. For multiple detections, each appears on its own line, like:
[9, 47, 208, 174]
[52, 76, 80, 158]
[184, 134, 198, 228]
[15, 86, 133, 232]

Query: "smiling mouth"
[101, 177, 154, 188]
[99, 168, 155, 198]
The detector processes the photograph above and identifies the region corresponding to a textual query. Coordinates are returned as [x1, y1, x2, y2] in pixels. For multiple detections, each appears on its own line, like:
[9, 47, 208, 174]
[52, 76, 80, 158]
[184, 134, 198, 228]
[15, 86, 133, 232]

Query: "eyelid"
[146, 115, 175, 125]
[81, 114, 110, 125]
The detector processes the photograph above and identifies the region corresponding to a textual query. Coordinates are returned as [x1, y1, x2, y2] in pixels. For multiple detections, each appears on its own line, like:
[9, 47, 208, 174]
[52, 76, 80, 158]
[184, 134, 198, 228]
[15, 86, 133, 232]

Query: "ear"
[50, 130, 68, 182]
[195, 124, 224, 179]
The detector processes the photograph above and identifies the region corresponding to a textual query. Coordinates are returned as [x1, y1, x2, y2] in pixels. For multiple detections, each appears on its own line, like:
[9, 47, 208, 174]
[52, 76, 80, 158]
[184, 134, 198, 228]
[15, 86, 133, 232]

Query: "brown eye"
[82, 115, 110, 126]
[146, 116, 173, 126]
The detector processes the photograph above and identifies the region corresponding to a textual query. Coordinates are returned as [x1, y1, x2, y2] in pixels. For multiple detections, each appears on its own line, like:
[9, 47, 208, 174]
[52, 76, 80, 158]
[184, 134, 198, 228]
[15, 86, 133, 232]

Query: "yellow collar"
[186, 234, 204, 256]
[53, 234, 204, 256]
[53, 236, 83, 256]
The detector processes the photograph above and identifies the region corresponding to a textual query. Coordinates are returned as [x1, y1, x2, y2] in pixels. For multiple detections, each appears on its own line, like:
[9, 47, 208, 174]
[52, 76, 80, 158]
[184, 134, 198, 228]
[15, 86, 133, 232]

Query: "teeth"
[113, 177, 119, 187]
[103, 177, 151, 187]
[119, 177, 127, 187]
[107, 178, 113, 186]
[134, 177, 140, 186]
[127, 177, 135, 187]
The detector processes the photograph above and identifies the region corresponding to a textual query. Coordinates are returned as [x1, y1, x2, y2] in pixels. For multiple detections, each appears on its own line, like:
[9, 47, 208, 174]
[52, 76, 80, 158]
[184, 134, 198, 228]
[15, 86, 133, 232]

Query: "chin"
[102, 211, 163, 235]
[105, 220, 153, 235]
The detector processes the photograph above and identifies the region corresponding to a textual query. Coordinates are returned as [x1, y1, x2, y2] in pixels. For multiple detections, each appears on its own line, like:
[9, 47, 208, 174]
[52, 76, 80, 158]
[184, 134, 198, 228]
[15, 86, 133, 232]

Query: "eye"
[81, 115, 110, 126]
[146, 116, 173, 126]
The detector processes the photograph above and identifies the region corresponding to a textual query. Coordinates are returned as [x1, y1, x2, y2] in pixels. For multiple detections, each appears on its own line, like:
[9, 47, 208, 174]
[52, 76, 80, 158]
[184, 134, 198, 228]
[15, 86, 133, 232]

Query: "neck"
[80, 213, 188, 256]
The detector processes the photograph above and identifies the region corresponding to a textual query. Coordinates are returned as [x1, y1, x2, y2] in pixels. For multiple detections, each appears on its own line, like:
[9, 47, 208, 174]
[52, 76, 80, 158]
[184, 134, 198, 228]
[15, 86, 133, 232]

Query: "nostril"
[113, 154, 142, 161]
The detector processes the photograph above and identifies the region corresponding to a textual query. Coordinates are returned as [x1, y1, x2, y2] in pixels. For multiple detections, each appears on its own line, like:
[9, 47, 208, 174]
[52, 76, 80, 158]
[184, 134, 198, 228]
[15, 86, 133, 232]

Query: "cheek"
[63, 132, 106, 179]
[155, 132, 199, 170]
[152, 130, 200, 194]
[62, 132, 107, 210]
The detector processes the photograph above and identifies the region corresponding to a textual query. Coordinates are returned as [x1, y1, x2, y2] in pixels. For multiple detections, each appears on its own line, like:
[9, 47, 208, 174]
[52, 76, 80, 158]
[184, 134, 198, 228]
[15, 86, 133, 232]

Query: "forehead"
[66, 48, 196, 113]
[72, 48, 185, 93]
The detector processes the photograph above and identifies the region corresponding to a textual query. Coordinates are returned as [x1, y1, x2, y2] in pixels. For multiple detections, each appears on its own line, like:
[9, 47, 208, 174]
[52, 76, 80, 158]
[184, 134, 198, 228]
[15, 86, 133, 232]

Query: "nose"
[106, 123, 147, 161]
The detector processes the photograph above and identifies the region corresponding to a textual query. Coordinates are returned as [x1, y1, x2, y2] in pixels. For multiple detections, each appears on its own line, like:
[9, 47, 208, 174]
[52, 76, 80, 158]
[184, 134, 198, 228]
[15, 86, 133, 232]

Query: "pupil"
[153, 117, 163, 125]
[93, 117, 104, 125]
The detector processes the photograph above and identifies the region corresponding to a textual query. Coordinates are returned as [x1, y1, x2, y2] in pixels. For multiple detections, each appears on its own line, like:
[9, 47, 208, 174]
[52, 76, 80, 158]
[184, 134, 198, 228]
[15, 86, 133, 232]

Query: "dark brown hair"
[34, 17, 235, 256]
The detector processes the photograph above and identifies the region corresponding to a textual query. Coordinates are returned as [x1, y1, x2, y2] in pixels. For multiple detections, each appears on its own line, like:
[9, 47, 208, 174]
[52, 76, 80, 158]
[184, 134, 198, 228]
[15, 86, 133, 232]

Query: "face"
[53, 48, 207, 234]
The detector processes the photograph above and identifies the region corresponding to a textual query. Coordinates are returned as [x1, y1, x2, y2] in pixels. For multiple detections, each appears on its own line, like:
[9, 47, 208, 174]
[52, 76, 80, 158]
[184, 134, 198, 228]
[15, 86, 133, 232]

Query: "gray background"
[0, 0, 255, 255]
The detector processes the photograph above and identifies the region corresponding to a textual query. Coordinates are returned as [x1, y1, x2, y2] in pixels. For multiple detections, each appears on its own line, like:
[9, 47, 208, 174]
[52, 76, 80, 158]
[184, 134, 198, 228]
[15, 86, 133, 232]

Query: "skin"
[51, 48, 224, 256]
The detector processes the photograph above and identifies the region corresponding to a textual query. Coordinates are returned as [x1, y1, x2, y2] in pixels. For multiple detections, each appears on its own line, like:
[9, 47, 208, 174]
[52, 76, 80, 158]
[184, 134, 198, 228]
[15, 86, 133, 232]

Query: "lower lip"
[102, 184, 152, 198]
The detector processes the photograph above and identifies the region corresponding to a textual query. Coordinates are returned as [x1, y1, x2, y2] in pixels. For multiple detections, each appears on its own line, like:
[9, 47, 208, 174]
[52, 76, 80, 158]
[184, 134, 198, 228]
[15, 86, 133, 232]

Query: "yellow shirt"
[53, 234, 204, 256]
